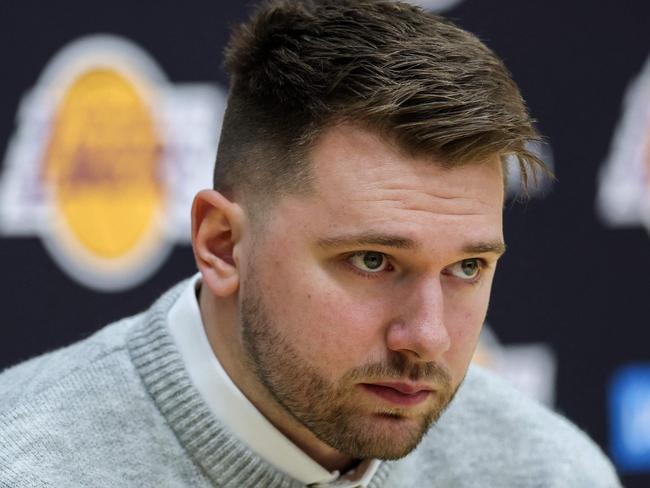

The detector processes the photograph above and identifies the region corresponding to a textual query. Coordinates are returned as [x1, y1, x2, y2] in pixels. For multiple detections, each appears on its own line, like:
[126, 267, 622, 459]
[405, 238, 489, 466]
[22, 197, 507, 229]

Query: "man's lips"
[360, 382, 433, 407]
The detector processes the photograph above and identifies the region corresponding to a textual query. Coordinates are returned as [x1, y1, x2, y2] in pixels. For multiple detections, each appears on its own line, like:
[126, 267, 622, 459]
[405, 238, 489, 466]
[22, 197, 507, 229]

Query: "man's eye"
[348, 251, 390, 273]
[446, 258, 483, 281]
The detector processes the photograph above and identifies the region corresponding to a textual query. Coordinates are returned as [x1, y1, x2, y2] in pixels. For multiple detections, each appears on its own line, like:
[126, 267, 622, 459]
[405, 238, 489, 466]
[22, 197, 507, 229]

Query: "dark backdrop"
[1, 1, 648, 486]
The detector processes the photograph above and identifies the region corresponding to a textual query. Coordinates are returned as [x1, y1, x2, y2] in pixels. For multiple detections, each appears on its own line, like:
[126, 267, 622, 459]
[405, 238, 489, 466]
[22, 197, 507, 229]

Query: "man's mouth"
[360, 382, 433, 407]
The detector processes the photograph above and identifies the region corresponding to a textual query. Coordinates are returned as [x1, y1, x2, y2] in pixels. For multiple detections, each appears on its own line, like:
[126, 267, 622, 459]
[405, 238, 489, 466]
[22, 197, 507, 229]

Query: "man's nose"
[385, 275, 451, 363]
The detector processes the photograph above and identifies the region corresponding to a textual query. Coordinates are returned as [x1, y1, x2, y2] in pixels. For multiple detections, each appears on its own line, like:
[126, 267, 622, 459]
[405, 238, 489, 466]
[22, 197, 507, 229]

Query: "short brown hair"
[215, 0, 544, 205]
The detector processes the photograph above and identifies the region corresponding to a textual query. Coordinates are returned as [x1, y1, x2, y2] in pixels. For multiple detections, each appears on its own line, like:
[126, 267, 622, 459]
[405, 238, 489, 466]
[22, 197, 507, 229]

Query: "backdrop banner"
[1, 2, 648, 486]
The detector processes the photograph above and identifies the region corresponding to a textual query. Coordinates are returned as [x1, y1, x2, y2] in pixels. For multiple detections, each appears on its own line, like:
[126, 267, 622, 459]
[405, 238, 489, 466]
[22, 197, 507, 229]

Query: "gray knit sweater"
[0, 283, 621, 487]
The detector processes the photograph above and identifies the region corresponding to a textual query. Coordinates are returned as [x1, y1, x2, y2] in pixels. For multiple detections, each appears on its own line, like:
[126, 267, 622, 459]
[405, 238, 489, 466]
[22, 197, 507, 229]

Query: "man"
[0, 1, 620, 486]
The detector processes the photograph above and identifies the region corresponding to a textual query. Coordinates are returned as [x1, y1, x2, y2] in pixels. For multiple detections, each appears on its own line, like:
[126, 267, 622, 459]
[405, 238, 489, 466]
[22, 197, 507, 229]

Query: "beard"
[239, 272, 460, 460]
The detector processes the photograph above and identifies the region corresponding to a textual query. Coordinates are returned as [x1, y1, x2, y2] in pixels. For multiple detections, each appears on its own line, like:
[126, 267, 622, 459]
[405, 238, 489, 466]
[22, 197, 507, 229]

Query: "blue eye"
[349, 251, 389, 273]
[447, 258, 483, 281]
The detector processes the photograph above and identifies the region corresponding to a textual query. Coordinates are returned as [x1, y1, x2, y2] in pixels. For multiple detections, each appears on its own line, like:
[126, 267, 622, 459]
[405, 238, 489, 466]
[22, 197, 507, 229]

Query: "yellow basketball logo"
[45, 68, 164, 261]
[0, 36, 227, 290]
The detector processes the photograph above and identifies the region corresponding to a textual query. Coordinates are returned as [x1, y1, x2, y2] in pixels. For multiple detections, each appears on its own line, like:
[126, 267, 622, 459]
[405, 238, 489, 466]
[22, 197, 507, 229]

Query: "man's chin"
[337, 383, 462, 460]
[328, 410, 435, 460]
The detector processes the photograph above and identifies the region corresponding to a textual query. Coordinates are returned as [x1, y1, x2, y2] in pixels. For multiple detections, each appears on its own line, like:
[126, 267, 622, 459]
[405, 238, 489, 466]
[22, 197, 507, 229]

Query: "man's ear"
[191, 189, 245, 297]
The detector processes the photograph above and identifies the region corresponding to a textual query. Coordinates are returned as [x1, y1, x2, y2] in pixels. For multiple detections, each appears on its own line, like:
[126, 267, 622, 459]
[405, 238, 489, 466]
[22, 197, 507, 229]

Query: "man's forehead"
[253, 124, 506, 248]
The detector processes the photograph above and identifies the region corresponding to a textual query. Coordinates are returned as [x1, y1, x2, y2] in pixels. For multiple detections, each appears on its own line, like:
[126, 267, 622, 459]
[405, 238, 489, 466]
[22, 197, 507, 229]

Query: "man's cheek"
[443, 308, 485, 364]
[306, 300, 387, 358]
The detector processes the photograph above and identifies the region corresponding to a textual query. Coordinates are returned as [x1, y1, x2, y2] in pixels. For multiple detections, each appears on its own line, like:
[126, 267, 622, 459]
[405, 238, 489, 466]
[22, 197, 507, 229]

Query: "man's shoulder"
[450, 365, 608, 455]
[400, 365, 621, 487]
[0, 315, 146, 483]
[0, 314, 139, 411]
[0, 292, 208, 487]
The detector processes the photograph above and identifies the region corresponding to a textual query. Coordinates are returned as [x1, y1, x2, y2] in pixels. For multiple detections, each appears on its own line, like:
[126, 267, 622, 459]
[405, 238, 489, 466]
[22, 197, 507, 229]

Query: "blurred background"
[1, 1, 648, 485]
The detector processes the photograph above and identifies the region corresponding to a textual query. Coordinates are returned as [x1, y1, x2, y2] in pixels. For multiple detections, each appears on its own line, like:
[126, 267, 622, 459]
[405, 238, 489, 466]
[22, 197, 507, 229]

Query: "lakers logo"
[45, 66, 165, 270]
[0, 36, 227, 290]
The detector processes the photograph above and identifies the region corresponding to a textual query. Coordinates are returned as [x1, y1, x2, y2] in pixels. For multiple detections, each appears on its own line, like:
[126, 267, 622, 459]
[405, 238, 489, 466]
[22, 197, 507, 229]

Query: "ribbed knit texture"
[0, 280, 622, 487]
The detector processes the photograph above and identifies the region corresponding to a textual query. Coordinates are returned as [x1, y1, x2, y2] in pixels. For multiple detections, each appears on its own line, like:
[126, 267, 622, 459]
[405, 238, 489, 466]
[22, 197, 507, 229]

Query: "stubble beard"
[239, 274, 461, 460]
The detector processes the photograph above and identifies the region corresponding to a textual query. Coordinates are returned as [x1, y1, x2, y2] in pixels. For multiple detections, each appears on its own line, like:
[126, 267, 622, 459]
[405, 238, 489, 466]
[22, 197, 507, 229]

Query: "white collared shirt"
[167, 275, 381, 487]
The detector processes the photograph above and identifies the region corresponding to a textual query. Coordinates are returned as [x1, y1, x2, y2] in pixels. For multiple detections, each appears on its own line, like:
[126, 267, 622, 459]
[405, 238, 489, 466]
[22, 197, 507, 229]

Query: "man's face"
[236, 125, 505, 459]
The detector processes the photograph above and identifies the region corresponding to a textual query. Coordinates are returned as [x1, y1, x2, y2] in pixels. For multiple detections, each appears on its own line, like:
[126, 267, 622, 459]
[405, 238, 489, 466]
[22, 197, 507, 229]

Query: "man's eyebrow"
[463, 241, 507, 257]
[317, 233, 418, 250]
[317, 233, 506, 256]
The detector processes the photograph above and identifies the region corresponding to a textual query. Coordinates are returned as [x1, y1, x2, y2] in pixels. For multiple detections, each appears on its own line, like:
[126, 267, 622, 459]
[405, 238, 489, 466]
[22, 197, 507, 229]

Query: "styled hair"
[215, 0, 544, 205]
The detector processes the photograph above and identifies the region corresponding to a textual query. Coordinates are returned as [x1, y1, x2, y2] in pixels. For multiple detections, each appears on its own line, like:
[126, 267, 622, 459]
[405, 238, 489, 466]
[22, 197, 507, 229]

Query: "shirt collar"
[167, 274, 380, 486]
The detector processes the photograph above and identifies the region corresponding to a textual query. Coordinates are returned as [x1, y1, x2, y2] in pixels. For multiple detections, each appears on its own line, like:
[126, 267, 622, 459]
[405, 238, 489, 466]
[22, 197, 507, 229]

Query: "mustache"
[348, 353, 452, 386]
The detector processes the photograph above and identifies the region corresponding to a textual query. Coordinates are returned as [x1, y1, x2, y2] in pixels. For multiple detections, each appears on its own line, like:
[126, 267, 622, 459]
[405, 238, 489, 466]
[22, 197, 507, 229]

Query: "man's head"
[193, 0, 543, 465]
